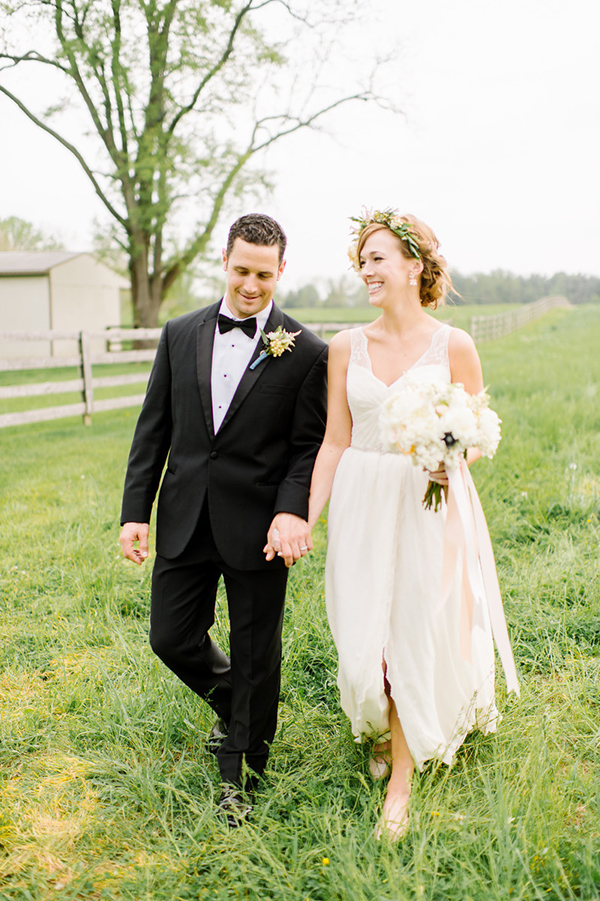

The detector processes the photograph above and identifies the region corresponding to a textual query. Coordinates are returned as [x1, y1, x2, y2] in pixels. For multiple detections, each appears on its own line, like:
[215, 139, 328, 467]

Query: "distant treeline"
[281, 271, 600, 308]
[451, 271, 600, 305]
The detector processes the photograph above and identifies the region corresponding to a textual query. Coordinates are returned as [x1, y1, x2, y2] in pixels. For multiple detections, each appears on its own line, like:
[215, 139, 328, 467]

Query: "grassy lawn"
[0, 306, 599, 899]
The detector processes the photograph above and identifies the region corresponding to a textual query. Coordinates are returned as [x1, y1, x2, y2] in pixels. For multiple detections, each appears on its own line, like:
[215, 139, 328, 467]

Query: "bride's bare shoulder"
[327, 327, 355, 371]
[448, 326, 478, 357]
[448, 326, 483, 390]
[329, 327, 354, 352]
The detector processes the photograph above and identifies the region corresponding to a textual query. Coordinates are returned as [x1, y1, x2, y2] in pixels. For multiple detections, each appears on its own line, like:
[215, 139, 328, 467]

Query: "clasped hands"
[264, 512, 312, 568]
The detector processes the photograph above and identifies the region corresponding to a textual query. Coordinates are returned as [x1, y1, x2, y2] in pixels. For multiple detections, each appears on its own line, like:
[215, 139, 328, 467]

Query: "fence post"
[80, 331, 94, 426]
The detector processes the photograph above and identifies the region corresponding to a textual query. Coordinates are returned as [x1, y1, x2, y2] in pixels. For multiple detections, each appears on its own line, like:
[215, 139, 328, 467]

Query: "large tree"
[0, 0, 376, 326]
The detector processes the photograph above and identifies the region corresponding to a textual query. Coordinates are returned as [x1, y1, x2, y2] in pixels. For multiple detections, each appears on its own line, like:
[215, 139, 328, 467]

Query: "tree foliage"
[451, 270, 600, 306]
[0, 216, 65, 252]
[0, 0, 375, 326]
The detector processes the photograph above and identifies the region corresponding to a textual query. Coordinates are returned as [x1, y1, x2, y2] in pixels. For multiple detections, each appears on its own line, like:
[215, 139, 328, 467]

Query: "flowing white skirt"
[325, 447, 498, 770]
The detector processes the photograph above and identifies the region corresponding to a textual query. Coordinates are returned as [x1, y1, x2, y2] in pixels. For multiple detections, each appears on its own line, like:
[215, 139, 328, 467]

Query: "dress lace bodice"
[348, 324, 452, 452]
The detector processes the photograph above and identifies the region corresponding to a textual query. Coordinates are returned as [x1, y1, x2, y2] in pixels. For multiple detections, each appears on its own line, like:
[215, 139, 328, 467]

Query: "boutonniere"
[250, 325, 302, 370]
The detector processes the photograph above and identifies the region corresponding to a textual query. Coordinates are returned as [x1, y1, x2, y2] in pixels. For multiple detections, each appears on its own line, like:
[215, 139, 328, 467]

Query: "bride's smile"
[359, 228, 421, 307]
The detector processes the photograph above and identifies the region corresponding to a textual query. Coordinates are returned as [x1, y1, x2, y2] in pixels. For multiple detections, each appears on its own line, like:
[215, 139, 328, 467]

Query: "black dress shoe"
[207, 718, 228, 755]
[217, 783, 253, 828]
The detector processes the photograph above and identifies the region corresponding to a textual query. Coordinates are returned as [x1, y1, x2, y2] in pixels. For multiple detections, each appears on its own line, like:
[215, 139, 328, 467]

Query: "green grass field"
[1, 306, 599, 899]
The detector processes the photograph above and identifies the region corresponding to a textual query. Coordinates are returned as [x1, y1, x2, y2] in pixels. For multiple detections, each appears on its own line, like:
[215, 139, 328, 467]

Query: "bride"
[307, 209, 519, 841]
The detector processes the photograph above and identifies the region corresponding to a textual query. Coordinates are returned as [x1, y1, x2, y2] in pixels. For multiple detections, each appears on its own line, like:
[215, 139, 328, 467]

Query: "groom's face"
[222, 238, 286, 319]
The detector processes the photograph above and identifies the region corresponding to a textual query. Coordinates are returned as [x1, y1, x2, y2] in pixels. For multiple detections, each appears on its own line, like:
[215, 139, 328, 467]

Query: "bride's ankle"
[384, 783, 410, 804]
[385, 770, 413, 801]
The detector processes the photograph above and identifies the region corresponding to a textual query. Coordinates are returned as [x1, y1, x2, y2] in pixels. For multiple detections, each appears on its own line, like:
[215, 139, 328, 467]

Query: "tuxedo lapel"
[218, 304, 286, 432]
[263, 304, 285, 334]
[195, 304, 219, 439]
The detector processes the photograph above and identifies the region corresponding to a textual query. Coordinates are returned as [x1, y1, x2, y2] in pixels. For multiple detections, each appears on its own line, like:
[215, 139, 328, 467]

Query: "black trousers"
[149, 503, 289, 785]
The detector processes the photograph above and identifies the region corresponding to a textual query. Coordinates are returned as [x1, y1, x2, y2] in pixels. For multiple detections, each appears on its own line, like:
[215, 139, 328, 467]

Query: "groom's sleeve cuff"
[273, 480, 310, 521]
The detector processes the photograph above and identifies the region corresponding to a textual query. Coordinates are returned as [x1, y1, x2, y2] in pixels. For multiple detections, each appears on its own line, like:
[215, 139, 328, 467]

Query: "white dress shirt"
[211, 298, 273, 432]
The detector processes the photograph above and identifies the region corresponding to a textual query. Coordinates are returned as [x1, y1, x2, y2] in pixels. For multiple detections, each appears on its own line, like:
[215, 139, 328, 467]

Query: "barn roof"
[0, 252, 84, 275]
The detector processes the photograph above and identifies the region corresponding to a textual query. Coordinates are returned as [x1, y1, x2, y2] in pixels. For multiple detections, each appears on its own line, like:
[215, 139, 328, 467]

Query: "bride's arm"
[307, 331, 352, 529]
[449, 327, 485, 466]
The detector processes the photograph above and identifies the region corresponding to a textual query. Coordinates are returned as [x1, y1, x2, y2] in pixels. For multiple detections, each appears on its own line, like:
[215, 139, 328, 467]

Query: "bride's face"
[359, 229, 416, 307]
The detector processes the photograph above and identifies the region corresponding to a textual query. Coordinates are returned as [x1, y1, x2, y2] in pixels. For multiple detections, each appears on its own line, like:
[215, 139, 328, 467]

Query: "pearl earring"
[409, 273, 417, 286]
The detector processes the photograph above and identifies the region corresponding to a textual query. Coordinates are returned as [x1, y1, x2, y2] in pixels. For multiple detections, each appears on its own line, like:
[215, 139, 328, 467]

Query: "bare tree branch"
[250, 91, 372, 152]
[0, 50, 70, 74]
[161, 89, 373, 292]
[162, 147, 252, 294]
[166, 0, 255, 138]
[0, 82, 126, 225]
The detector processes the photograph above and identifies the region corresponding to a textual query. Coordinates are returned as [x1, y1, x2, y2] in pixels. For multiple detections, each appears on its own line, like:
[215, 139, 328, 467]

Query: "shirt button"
[210, 451, 218, 460]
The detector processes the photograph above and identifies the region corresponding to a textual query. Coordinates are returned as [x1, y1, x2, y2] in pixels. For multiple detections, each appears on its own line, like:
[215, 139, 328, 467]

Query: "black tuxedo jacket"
[121, 301, 328, 569]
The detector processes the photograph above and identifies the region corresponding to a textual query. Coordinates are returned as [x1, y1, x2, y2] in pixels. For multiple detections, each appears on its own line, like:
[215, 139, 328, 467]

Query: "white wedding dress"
[325, 325, 499, 770]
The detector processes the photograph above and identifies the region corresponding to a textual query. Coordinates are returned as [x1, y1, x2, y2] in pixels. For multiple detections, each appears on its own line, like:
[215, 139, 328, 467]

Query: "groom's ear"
[222, 248, 228, 271]
[277, 259, 286, 280]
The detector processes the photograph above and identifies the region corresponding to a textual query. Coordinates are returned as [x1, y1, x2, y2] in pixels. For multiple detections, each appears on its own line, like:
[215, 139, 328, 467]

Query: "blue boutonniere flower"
[250, 326, 302, 370]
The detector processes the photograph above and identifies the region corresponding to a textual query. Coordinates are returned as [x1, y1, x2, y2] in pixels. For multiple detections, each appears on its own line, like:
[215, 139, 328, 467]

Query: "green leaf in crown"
[348, 207, 422, 271]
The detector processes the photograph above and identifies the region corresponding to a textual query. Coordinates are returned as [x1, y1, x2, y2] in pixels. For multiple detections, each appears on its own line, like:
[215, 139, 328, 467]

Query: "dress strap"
[349, 327, 372, 370]
[413, 323, 451, 373]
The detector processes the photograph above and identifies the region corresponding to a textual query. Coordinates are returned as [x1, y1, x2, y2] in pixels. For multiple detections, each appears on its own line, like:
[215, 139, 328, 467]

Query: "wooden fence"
[470, 296, 572, 343]
[0, 301, 573, 429]
[0, 323, 342, 429]
[0, 328, 161, 429]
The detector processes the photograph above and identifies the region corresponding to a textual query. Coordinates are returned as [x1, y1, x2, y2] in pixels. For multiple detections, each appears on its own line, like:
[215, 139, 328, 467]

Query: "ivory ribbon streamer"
[437, 458, 520, 696]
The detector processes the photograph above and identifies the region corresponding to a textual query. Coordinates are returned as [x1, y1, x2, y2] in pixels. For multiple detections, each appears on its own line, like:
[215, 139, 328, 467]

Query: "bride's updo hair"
[356, 214, 452, 310]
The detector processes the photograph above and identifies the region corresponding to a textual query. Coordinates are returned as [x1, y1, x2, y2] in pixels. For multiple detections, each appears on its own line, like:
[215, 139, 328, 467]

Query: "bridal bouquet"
[379, 379, 502, 511]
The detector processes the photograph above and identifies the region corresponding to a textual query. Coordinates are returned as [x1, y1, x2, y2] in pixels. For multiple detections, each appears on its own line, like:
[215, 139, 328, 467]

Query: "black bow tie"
[218, 314, 257, 338]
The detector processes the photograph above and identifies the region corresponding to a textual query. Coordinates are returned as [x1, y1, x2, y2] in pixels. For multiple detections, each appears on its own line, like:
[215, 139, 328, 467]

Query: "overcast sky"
[1, 0, 599, 289]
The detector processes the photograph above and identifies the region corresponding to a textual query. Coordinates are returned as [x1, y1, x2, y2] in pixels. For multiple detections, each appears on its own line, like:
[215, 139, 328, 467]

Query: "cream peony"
[379, 378, 502, 510]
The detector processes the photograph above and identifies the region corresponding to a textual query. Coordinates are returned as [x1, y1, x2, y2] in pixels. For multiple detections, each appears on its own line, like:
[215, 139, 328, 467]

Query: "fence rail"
[470, 296, 571, 343]
[0, 323, 357, 429]
[0, 301, 573, 428]
[0, 327, 161, 429]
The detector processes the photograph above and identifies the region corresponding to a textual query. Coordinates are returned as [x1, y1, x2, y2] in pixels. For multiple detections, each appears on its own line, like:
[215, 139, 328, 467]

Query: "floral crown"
[348, 207, 421, 272]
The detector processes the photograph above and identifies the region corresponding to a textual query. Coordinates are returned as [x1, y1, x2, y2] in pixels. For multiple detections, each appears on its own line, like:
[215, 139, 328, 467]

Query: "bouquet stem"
[423, 480, 448, 512]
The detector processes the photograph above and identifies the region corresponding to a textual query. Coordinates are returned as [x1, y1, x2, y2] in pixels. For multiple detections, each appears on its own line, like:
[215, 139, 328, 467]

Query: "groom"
[119, 213, 327, 824]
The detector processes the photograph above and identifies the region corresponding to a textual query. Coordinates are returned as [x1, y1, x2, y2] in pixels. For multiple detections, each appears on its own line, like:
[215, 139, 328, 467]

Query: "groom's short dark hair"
[226, 214, 287, 262]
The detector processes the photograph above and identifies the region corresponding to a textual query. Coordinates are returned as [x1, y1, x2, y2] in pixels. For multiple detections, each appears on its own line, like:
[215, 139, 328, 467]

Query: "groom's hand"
[119, 522, 150, 565]
[264, 513, 312, 567]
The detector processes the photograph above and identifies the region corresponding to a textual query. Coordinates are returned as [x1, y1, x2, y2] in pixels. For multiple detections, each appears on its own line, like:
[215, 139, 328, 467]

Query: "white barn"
[0, 251, 130, 358]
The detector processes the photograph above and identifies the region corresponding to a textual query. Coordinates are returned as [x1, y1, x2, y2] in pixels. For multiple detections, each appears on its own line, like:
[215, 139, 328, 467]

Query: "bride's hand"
[426, 464, 448, 486]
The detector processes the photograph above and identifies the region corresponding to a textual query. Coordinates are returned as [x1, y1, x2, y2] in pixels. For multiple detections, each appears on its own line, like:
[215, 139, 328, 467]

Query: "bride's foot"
[374, 790, 410, 842]
[369, 740, 391, 780]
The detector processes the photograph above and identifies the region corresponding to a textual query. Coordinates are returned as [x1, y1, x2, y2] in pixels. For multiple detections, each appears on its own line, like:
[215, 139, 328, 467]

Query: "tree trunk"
[129, 245, 162, 344]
